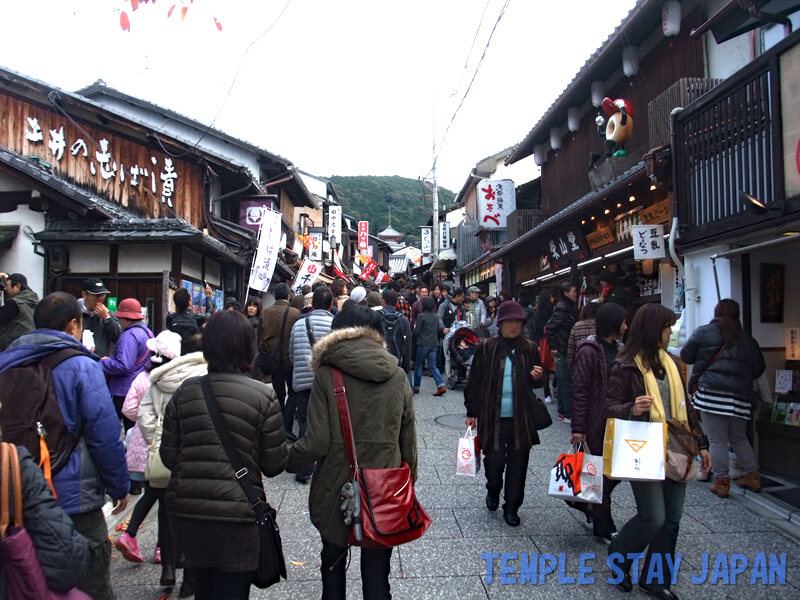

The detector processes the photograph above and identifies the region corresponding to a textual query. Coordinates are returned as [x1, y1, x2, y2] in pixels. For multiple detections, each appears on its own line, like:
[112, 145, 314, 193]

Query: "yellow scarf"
[633, 349, 687, 424]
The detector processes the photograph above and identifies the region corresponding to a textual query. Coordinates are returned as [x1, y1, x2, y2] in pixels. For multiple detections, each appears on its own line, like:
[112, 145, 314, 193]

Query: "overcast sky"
[0, 0, 638, 192]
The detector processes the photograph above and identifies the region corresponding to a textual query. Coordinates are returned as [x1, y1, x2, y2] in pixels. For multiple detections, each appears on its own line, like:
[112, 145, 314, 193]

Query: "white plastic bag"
[456, 426, 480, 476]
[547, 446, 603, 504]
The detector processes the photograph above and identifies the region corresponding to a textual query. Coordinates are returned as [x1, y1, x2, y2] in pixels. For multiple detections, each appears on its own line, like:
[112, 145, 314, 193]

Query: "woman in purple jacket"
[101, 298, 153, 431]
[568, 302, 627, 541]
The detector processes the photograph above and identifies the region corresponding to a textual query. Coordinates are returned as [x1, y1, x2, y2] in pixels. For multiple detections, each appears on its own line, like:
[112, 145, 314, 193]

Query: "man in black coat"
[546, 282, 578, 422]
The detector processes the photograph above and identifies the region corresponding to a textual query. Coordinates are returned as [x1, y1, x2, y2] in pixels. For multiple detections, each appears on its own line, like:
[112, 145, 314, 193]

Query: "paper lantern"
[567, 107, 580, 132]
[550, 127, 562, 150]
[533, 144, 547, 166]
[622, 46, 639, 77]
[591, 81, 604, 107]
[662, 1, 681, 37]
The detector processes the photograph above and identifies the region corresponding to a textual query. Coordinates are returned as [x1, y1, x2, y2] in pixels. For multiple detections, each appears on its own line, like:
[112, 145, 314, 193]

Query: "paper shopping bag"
[548, 451, 584, 498]
[456, 426, 480, 476]
[603, 418, 667, 481]
[553, 448, 604, 504]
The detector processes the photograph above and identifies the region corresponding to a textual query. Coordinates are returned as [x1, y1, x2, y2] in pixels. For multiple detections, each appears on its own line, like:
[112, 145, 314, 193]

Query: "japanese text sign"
[358, 221, 369, 250]
[308, 229, 324, 261]
[439, 221, 451, 249]
[787, 328, 800, 361]
[544, 226, 589, 264]
[639, 199, 670, 225]
[632, 224, 666, 260]
[291, 258, 320, 294]
[328, 205, 342, 243]
[421, 227, 432, 254]
[476, 179, 516, 229]
[248, 210, 283, 292]
[586, 227, 616, 250]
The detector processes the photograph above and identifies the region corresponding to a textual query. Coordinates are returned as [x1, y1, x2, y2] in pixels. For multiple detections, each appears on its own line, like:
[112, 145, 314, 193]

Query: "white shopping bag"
[456, 426, 480, 476]
[547, 447, 603, 504]
[603, 418, 666, 481]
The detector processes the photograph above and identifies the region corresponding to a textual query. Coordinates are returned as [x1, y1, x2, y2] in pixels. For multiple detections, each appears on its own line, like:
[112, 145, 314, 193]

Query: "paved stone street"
[110, 375, 800, 599]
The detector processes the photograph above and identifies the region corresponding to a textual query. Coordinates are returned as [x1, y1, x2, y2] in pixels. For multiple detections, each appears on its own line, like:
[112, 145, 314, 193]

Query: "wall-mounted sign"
[544, 225, 589, 265]
[639, 199, 670, 225]
[632, 224, 666, 260]
[476, 179, 516, 229]
[327, 205, 342, 243]
[421, 227, 432, 254]
[308, 229, 324, 261]
[239, 200, 275, 233]
[586, 226, 616, 250]
[358, 221, 369, 250]
[786, 327, 800, 361]
[362, 245, 374, 258]
[439, 221, 451, 249]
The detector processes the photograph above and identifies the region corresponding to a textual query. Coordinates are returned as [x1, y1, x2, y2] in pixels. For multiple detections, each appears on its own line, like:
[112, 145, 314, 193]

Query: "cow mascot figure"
[594, 97, 634, 158]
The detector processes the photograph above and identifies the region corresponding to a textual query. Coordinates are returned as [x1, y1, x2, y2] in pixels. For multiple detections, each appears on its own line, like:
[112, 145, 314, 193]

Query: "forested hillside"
[328, 175, 456, 247]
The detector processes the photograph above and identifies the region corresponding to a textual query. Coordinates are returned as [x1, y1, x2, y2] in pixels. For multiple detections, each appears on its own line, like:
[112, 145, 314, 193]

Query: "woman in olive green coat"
[287, 305, 417, 600]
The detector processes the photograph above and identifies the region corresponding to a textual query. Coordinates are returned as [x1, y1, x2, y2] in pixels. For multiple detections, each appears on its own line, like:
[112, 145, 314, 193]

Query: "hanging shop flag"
[291, 258, 320, 295]
[327, 204, 342, 243]
[308, 229, 324, 261]
[376, 270, 389, 284]
[358, 221, 369, 251]
[632, 224, 666, 260]
[421, 227, 432, 254]
[439, 221, 451, 249]
[352, 259, 362, 276]
[248, 209, 283, 292]
[476, 179, 516, 229]
[362, 258, 378, 280]
[238, 200, 275, 233]
[332, 248, 349, 280]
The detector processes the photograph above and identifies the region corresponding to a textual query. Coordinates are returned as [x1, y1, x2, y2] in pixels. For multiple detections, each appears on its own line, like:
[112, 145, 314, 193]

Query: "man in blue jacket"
[0, 291, 130, 600]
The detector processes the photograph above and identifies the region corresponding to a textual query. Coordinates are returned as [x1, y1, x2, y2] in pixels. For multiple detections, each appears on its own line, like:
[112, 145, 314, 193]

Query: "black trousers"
[483, 418, 530, 514]
[321, 539, 392, 600]
[270, 366, 293, 428]
[566, 475, 620, 537]
[194, 568, 254, 600]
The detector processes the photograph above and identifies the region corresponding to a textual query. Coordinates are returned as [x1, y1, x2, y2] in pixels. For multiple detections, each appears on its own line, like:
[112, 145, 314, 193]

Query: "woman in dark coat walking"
[161, 310, 287, 599]
[605, 303, 710, 599]
[464, 301, 544, 527]
[569, 302, 627, 540]
[532, 290, 555, 403]
[680, 299, 765, 497]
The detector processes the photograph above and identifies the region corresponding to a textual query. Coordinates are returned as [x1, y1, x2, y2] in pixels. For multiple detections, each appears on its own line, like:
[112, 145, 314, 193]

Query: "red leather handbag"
[332, 367, 431, 549]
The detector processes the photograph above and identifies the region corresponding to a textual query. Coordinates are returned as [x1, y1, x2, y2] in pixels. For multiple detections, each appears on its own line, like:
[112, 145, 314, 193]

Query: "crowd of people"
[0, 268, 771, 600]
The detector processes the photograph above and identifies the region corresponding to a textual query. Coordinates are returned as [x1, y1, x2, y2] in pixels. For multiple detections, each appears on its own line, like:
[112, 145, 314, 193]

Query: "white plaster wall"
[0, 205, 45, 297]
[703, 0, 753, 80]
[682, 244, 733, 333]
[182, 247, 203, 281]
[68, 245, 110, 274]
[118, 244, 171, 273]
[205, 258, 221, 287]
[748, 243, 800, 349]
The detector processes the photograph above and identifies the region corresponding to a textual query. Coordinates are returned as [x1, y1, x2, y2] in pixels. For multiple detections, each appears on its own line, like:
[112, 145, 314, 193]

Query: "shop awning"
[35, 218, 246, 265]
[0, 225, 19, 249]
[430, 248, 457, 273]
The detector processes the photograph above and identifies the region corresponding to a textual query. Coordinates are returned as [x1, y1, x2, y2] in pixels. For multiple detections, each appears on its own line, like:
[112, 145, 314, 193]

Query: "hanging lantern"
[550, 127, 562, 150]
[567, 107, 580, 132]
[622, 46, 639, 77]
[591, 81, 604, 107]
[533, 144, 547, 166]
[662, 1, 681, 37]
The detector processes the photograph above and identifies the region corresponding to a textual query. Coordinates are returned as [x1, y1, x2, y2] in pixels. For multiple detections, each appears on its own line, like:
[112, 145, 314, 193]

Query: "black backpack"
[0, 348, 82, 482]
[382, 311, 407, 366]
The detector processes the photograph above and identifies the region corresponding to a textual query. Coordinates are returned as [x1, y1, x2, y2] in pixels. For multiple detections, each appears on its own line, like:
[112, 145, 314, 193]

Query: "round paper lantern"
[567, 107, 581, 132]
[662, 1, 681, 37]
[591, 81, 605, 107]
[622, 46, 639, 77]
[550, 127, 562, 150]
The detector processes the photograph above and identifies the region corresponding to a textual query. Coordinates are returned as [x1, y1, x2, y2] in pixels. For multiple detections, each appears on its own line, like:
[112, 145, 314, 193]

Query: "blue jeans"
[554, 353, 572, 418]
[414, 346, 444, 388]
[608, 478, 687, 590]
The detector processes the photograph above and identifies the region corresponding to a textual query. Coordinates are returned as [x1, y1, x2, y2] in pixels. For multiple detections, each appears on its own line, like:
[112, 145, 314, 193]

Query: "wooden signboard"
[0, 92, 204, 227]
[639, 199, 671, 225]
[586, 226, 616, 250]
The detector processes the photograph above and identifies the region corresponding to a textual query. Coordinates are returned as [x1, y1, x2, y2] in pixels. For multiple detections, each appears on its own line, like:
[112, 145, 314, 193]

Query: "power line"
[434, 0, 510, 169]
[449, 0, 492, 98]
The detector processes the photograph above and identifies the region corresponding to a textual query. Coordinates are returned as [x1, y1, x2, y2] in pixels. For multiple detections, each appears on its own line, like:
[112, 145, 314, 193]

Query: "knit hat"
[350, 286, 367, 304]
[114, 298, 145, 320]
[366, 291, 383, 307]
[146, 330, 182, 360]
[497, 300, 525, 324]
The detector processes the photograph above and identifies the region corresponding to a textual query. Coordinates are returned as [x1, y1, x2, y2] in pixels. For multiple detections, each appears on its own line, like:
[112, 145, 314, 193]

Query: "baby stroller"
[447, 326, 478, 389]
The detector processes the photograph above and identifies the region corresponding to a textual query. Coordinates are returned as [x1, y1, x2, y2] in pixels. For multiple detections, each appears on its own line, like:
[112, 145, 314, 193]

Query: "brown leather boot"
[710, 477, 730, 498]
[433, 385, 447, 396]
[735, 471, 762, 492]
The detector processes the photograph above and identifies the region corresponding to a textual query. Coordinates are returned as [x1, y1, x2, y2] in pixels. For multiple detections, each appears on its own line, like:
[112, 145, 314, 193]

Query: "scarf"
[633, 349, 687, 424]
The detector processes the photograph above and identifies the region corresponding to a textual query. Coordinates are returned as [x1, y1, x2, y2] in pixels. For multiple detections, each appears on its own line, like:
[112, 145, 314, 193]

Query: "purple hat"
[497, 300, 525, 324]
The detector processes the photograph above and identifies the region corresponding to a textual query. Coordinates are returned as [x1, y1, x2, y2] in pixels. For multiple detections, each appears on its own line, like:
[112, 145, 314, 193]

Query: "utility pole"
[432, 123, 439, 263]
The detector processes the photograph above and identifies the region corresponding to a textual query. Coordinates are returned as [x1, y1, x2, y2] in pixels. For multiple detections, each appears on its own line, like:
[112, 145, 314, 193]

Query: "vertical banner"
[332, 248, 349, 280]
[421, 226, 432, 254]
[358, 221, 369, 251]
[362, 259, 378, 280]
[439, 221, 451, 249]
[248, 210, 283, 292]
[476, 179, 516, 229]
[291, 258, 320, 294]
[309, 231, 324, 261]
[632, 224, 666, 260]
[328, 204, 342, 243]
[495, 263, 503, 296]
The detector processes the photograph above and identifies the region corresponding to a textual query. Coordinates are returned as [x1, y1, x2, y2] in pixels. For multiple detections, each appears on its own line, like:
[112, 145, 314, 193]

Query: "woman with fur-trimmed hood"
[287, 304, 417, 600]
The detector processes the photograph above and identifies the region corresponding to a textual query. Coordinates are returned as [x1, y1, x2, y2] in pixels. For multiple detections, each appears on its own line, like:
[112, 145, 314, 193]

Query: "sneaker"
[558, 414, 572, 424]
[153, 546, 161, 564]
[114, 533, 144, 563]
[544, 395, 553, 404]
